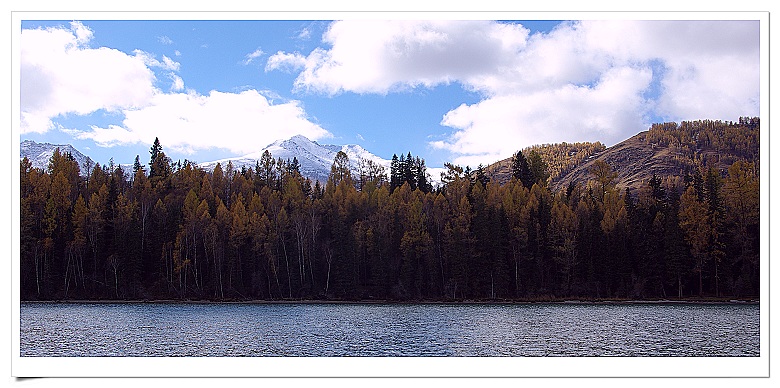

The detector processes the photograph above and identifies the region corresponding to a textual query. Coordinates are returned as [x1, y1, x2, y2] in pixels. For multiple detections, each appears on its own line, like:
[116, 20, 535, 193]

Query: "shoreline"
[19, 297, 760, 305]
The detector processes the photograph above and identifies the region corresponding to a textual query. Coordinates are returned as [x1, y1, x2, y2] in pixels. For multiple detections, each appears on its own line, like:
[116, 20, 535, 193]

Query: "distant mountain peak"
[20, 140, 94, 174]
[288, 134, 316, 143]
[200, 134, 391, 183]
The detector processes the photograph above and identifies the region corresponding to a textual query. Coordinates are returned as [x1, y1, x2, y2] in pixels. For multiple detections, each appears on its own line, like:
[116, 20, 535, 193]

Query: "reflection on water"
[20, 302, 759, 357]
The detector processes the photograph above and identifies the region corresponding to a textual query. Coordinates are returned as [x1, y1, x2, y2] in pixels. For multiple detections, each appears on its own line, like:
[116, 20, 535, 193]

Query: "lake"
[19, 302, 759, 357]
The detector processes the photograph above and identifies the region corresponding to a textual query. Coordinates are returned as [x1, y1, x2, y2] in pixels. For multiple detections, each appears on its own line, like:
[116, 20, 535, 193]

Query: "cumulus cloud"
[20, 21, 157, 134]
[21, 21, 331, 157]
[71, 21, 93, 44]
[169, 73, 185, 92]
[265, 51, 308, 73]
[435, 66, 653, 166]
[270, 19, 760, 166]
[74, 89, 331, 156]
[268, 20, 530, 95]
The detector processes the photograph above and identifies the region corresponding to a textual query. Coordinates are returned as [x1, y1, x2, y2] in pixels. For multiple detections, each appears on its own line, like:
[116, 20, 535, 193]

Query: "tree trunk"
[325, 247, 332, 296]
[34, 245, 41, 297]
[280, 235, 291, 299]
[64, 250, 71, 298]
[678, 274, 682, 299]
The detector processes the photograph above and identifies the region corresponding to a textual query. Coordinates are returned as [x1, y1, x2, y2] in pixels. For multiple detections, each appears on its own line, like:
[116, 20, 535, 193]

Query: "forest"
[19, 118, 760, 301]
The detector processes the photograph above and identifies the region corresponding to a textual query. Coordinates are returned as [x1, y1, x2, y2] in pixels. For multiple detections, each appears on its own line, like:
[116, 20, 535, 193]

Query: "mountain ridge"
[198, 135, 392, 184]
[485, 118, 759, 193]
[20, 140, 94, 174]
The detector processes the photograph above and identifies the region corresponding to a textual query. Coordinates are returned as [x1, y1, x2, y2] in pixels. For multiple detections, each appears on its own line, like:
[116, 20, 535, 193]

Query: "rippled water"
[20, 302, 759, 357]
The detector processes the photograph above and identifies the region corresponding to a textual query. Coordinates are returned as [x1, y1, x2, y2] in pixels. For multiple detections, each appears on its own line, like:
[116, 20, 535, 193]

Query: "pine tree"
[404, 152, 415, 189]
[527, 150, 549, 187]
[414, 157, 431, 193]
[148, 138, 171, 183]
[288, 157, 301, 176]
[390, 154, 401, 191]
[149, 137, 162, 166]
[133, 155, 145, 176]
[511, 150, 534, 189]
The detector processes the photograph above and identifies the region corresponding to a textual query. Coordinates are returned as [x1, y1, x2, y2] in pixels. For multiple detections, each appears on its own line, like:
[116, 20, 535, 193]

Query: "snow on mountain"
[199, 135, 392, 183]
[20, 140, 94, 174]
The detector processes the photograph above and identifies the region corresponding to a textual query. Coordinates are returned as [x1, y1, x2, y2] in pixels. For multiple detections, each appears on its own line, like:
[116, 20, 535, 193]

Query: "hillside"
[485, 141, 606, 184]
[487, 118, 760, 193]
[549, 132, 683, 192]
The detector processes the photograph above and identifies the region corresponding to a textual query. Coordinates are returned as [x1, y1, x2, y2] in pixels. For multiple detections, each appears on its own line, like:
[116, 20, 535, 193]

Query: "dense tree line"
[20, 122, 760, 301]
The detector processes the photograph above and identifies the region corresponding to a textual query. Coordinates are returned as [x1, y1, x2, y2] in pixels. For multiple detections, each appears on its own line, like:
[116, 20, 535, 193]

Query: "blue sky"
[18, 17, 761, 171]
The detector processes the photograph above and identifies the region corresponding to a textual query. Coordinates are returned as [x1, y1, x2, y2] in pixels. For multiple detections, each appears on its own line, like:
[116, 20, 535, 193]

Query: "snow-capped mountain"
[20, 140, 94, 174]
[199, 135, 392, 183]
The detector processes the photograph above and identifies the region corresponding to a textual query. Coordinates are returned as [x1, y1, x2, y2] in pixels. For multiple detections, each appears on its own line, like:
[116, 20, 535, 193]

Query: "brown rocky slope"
[485, 118, 760, 193]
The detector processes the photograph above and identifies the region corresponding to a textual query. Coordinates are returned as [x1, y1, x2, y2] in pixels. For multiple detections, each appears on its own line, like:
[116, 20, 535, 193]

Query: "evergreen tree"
[148, 138, 171, 184]
[287, 157, 301, 176]
[527, 150, 549, 187]
[414, 157, 431, 193]
[150, 137, 162, 166]
[475, 164, 489, 188]
[511, 150, 534, 189]
[390, 154, 401, 191]
[403, 153, 416, 190]
[133, 155, 145, 176]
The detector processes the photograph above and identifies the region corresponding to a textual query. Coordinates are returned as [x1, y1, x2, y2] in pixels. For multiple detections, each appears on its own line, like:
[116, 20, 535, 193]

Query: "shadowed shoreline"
[20, 297, 759, 305]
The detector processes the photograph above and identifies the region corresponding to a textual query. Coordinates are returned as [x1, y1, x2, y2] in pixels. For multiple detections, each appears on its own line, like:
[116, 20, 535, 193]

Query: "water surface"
[20, 302, 759, 357]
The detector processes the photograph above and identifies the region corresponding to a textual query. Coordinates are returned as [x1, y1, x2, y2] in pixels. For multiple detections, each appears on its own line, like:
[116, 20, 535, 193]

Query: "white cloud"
[575, 20, 760, 121]
[73, 124, 144, 147]
[169, 73, 185, 92]
[657, 55, 760, 122]
[174, 50, 181, 56]
[70, 21, 93, 44]
[75, 89, 331, 156]
[157, 35, 173, 45]
[265, 51, 308, 73]
[242, 47, 265, 65]
[21, 22, 329, 158]
[268, 20, 530, 95]
[20, 22, 157, 134]
[271, 19, 759, 166]
[133, 50, 180, 71]
[162, 55, 180, 71]
[435, 66, 653, 167]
